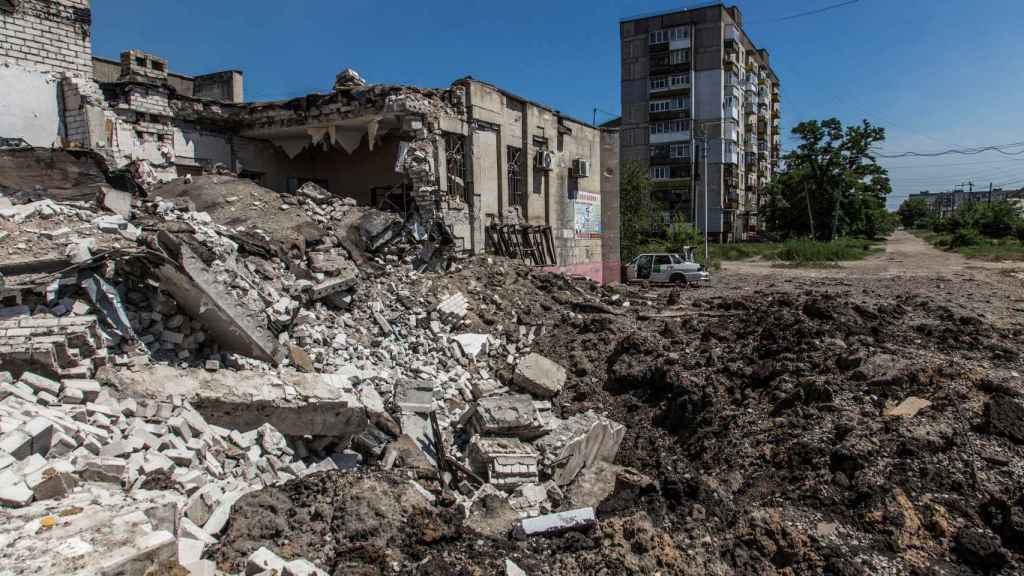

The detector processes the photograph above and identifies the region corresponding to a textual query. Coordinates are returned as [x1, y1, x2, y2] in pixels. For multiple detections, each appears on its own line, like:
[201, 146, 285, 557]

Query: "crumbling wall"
[0, 62, 62, 146]
[0, 0, 93, 79]
[462, 80, 610, 282]
[0, 0, 92, 145]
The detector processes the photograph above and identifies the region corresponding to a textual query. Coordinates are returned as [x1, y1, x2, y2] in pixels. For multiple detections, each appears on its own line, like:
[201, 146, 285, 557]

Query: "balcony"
[723, 123, 739, 142]
[650, 129, 691, 145]
[725, 191, 740, 210]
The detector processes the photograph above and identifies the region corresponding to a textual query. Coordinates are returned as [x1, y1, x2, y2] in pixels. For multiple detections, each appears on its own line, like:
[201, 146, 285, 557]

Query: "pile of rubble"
[0, 367, 359, 572]
[1, 171, 629, 574]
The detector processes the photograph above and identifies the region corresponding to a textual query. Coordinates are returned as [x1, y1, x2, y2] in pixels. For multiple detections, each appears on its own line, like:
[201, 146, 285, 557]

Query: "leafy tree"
[619, 160, 665, 261]
[667, 212, 703, 250]
[898, 197, 931, 229]
[934, 200, 1023, 238]
[763, 118, 891, 240]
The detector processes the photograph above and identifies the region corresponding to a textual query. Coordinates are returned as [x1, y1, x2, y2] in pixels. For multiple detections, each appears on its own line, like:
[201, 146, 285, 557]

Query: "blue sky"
[91, 0, 1024, 209]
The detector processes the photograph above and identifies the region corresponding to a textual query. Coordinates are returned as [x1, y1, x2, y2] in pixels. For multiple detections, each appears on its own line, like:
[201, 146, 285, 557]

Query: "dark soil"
[216, 258, 1024, 575]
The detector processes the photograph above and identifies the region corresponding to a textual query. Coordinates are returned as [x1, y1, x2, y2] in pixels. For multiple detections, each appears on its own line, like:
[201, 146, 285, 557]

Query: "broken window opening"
[444, 133, 468, 205]
[506, 146, 524, 210]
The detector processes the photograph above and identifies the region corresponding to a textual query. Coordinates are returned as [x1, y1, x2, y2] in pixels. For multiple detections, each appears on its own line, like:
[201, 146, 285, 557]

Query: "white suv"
[625, 252, 709, 284]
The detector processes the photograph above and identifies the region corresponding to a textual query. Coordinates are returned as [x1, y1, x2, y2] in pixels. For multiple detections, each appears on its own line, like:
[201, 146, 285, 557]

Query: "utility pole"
[703, 131, 709, 266]
[988, 182, 993, 204]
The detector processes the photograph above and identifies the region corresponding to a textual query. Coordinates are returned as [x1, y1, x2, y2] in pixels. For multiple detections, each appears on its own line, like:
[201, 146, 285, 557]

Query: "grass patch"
[699, 238, 880, 267]
[709, 242, 783, 262]
[776, 237, 880, 266]
[915, 230, 1024, 261]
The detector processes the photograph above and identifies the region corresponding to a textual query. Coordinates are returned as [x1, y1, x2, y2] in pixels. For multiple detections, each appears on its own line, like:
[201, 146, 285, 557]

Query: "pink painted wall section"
[603, 260, 622, 284]
[543, 261, 606, 284]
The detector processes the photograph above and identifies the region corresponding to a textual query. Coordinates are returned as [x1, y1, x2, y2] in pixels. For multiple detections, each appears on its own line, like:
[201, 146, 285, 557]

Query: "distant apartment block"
[620, 3, 780, 241]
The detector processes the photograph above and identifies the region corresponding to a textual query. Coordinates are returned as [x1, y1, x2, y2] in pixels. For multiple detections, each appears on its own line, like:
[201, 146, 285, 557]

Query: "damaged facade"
[0, 4, 629, 574]
[1, 1, 620, 283]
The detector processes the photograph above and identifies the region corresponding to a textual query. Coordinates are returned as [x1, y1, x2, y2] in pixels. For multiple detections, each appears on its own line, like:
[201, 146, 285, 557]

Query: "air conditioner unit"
[535, 149, 554, 171]
[572, 158, 592, 179]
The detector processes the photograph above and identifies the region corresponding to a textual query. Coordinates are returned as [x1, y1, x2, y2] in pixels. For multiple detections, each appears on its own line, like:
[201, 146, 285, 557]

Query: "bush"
[947, 227, 983, 248]
[934, 201, 1023, 239]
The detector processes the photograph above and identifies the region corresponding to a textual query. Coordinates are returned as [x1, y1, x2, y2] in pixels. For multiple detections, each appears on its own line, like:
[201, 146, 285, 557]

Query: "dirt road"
[715, 231, 1024, 327]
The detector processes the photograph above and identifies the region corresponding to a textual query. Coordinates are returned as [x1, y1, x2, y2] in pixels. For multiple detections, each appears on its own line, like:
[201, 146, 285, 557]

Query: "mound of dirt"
[211, 261, 1024, 575]
[209, 472, 462, 574]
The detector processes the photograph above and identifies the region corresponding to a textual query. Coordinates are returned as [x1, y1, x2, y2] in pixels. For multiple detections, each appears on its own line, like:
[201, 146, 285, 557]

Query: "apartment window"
[669, 74, 688, 88]
[506, 146, 523, 209]
[671, 97, 688, 110]
[669, 26, 688, 41]
[649, 99, 670, 113]
[649, 29, 668, 45]
[670, 144, 689, 159]
[649, 76, 668, 91]
[669, 49, 689, 65]
[650, 166, 670, 180]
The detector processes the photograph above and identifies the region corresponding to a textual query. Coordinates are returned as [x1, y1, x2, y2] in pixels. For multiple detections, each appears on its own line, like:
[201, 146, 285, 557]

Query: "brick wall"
[0, 0, 92, 79]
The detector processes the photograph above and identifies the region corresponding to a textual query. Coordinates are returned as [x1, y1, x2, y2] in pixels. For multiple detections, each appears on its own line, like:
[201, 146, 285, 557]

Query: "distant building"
[908, 188, 1024, 218]
[619, 3, 780, 241]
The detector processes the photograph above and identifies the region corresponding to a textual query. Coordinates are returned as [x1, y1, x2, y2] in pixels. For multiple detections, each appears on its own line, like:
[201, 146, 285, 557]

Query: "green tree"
[667, 212, 703, 251]
[763, 118, 891, 240]
[619, 160, 665, 261]
[898, 197, 931, 229]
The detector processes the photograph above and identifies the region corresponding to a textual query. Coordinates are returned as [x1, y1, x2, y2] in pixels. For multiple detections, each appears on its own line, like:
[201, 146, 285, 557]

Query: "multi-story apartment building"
[620, 4, 781, 241]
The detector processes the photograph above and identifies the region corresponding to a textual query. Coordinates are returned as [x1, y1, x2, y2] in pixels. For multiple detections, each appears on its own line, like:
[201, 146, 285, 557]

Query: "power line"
[882, 158, 1024, 169]
[873, 140, 1024, 158]
[750, 0, 860, 23]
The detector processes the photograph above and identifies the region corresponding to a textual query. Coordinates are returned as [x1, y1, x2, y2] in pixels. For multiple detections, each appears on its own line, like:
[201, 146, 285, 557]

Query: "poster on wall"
[574, 191, 602, 239]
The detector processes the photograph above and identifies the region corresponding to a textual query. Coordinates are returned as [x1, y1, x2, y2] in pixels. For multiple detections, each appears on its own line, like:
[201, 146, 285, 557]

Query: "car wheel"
[669, 273, 688, 286]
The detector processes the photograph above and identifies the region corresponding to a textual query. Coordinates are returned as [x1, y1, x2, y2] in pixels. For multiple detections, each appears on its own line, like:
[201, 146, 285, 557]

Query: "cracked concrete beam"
[154, 241, 281, 365]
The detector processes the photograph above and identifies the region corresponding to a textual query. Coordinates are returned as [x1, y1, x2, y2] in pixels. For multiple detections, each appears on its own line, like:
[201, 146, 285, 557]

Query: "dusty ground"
[218, 233, 1024, 576]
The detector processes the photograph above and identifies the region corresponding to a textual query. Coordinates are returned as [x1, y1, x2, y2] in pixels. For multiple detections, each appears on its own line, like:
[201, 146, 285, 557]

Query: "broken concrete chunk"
[179, 516, 218, 544]
[284, 558, 328, 576]
[884, 396, 932, 417]
[178, 538, 206, 567]
[95, 530, 177, 576]
[155, 242, 280, 364]
[505, 559, 528, 576]
[77, 456, 127, 485]
[513, 353, 566, 398]
[463, 394, 549, 440]
[100, 186, 133, 219]
[0, 430, 33, 460]
[246, 546, 287, 575]
[467, 436, 540, 489]
[453, 333, 489, 359]
[28, 462, 80, 501]
[0, 476, 34, 508]
[19, 372, 61, 396]
[533, 411, 625, 486]
[512, 507, 597, 539]
[63, 379, 101, 402]
[204, 486, 253, 535]
[437, 292, 468, 323]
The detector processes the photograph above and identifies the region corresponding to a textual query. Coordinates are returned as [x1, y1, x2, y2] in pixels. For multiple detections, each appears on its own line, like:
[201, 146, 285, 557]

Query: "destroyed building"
[0, 3, 630, 574]
[1, 0, 620, 284]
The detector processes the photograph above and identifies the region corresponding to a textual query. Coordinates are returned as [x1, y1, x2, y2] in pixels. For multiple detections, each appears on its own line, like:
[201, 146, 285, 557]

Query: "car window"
[653, 255, 671, 267]
[670, 254, 685, 264]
